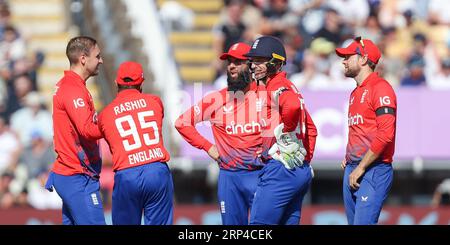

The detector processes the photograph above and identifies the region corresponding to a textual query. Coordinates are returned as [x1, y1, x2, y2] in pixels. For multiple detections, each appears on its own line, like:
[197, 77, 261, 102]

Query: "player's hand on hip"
[269, 123, 307, 169]
[207, 145, 220, 162]
[341, 159, 347, 169]
[349, 166, 365, 189]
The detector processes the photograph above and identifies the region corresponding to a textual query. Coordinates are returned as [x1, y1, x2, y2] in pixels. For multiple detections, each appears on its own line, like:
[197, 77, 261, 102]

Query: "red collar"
[64, 70, 86, 85]
[359, 72, 379, 88]
[117, 89, 141, 97]
[266, 71, 287, 87]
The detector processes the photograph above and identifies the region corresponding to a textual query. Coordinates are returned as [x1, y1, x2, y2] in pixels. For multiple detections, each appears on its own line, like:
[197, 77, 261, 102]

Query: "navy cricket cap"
[245, 36, 287, 63]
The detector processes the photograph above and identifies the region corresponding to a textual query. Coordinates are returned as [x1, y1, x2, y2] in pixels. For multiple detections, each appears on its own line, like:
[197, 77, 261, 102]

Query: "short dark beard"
[227, 70, 251, 92]
[344, 67, 359, 78]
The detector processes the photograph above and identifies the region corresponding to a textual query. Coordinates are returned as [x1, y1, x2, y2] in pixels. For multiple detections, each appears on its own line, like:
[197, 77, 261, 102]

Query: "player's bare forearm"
[349, 149, 380, 189]
[358, 149, 380, 171]
[207, 145, 220, 161]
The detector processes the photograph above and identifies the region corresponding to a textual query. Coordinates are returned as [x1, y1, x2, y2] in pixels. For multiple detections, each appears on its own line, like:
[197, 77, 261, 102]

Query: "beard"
[344, 66, 359, 78]
[227, 70, 252, 92]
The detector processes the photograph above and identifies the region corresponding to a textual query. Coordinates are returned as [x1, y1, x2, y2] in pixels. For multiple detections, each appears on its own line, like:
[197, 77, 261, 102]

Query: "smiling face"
[249, 57, 270, 81]
[82, 44, 103, 77]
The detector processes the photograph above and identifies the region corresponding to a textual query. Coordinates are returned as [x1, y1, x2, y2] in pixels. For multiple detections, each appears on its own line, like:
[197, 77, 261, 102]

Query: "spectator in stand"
[0, 115, 21, 176]
[18, 130, 55, 180]
[0, 115, 21, 209]
[259, 0, 297, 39]
[290, 50, 329, 89]
[314, 7, 345, 45]
[0, 171, 14, 209]
[428, 0, 450, 25]
[326, 0, 370, 28]
[0, 2, 11, 39]
[0, 25, 26, 70]
[4, 74, 33, 120]
[212, 0, 250, 79]
[355, 15, 383, 45]
[27, 169, 62, 210]
[400, 54, 426, 87]
[428, 57, 450, 90]
[2, 129, 50, 210]
[10, 91, 53, 147]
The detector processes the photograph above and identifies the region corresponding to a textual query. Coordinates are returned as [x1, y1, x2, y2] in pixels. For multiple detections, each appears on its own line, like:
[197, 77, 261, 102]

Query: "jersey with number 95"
[98, 89, 170, 171]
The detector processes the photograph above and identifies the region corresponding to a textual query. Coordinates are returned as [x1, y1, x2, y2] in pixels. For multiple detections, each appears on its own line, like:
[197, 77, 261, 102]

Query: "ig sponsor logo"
[73, 98, 85, 108]
[379, 96, 391, 106]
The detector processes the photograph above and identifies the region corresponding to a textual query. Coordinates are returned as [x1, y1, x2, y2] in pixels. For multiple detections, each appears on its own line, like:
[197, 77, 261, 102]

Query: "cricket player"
[336, 37, 397, 225]
[175, 42, 265, 225]
[97, 61, 173, 225]
[45, 36, 105, 225]
[245, 35, 318, 225]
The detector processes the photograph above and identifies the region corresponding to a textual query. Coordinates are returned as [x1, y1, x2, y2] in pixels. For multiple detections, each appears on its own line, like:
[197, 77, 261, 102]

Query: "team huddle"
[45, 35, 397, 225]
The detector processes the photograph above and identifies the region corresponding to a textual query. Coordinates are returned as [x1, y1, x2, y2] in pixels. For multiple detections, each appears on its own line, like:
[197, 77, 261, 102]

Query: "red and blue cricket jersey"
[52, 70, 102, 177]
[260, 71, 317, 163]
[346, 72, 397, 163]
[98, 89, 170, 171]
[175, 82, 265, 170]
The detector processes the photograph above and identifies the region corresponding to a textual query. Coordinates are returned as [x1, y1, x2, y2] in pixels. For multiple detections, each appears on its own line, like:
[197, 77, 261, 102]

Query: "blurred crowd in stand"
[211, 0, 450, 91]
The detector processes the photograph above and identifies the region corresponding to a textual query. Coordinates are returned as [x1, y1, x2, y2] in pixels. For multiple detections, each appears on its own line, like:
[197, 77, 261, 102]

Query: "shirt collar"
[360, 72, 379, 88]
[64, 70, 86, 85]
[266, 71, 287, 87]
[117, 89, 141, 97]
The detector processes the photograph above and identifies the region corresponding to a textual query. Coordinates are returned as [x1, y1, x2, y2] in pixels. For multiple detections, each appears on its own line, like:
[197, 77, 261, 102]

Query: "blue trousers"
[343, 162, 393, 225]
[217, 168, 261, 225]
[249, 159, 312, 225]
[112, 162, 174, 225]
[46, 172, 106, 225]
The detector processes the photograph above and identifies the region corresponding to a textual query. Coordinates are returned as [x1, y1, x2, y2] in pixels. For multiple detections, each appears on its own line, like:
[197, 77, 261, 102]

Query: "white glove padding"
[268, 123, 307, 169]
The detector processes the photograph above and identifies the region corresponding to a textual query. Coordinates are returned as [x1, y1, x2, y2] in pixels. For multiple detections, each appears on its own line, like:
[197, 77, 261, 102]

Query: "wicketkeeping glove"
[268, 123, 307, 169]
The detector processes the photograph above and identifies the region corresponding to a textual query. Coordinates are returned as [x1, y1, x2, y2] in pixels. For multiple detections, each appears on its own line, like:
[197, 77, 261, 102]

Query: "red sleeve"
[278, 90, 301, 132]
[62, 87, 102, 140]
[369, 82, 397, 154]
[175, 94, 218, 152]
[304, 109, 318, 160]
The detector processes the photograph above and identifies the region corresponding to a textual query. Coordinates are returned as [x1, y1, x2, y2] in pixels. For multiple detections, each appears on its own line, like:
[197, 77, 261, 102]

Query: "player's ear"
[80, 54, 86, 66]
[360, 54, 369, 65]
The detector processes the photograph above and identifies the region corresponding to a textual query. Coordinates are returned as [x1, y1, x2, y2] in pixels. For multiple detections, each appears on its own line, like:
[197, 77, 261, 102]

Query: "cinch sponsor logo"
[348, 113, 364, 126]
[225, 121, 261, 135]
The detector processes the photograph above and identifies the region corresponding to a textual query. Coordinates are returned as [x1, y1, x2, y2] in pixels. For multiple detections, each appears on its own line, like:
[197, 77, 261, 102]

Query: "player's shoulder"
[216, 87, 228, 96]
[56, 76, 84, 94]
[201, 89, 226, 103]
[371, 76, 396, 94]
[100, 98, 118, 112]
[269, 73, 291, 89]
[142, 93, 162, 102]
[141, 93, 163, 108]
